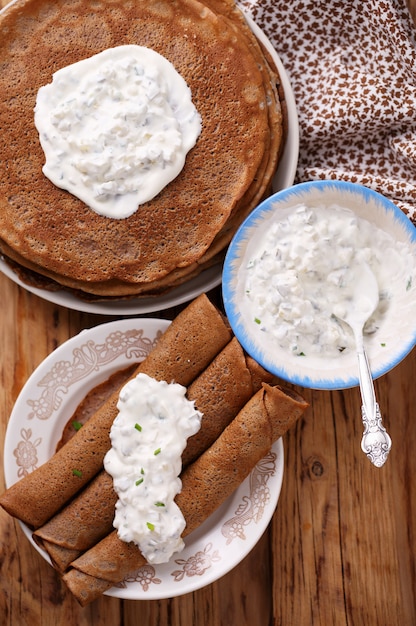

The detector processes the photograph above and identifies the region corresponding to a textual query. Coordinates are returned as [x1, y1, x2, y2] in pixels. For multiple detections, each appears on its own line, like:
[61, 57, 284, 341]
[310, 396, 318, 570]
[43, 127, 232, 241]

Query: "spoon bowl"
[334, 262, 392, 467]
[334, 262, 379, 351]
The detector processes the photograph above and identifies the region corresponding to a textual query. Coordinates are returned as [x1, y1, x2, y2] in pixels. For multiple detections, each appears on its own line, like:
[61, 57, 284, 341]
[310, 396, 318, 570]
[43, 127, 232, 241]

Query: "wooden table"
[1, 1, 415, 624]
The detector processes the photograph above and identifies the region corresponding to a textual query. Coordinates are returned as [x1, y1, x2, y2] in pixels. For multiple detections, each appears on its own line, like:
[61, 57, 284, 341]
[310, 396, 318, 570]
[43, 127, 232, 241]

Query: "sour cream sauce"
[103, 373, 202, 564]
[34, 45, 202, 219]
[243, 204, 415, 358]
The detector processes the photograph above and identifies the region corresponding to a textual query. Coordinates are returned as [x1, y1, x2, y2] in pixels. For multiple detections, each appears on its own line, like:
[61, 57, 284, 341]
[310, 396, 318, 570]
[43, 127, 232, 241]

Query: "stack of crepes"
[0, 0, 285, 300]
[0, 294, 309, 605]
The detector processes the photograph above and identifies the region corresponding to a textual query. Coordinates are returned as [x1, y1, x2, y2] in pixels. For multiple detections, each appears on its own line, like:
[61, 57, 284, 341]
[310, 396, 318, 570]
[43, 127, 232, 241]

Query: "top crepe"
[0, 0, 283, 298]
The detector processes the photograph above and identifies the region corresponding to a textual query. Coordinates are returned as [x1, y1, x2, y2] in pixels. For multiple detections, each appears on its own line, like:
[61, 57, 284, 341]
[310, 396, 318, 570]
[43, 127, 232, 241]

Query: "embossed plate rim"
[3, 318, 284, 600]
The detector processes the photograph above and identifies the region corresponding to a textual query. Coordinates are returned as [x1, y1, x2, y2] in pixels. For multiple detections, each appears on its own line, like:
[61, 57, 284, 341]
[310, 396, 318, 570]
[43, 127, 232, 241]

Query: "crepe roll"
[62, 383, 308, 605]
[33, 337, 275, 571]
[0, 294, 232, 528]
[32, 471, 117, 572]
[184, 337, 276, 465]
[177, 384, 308, 534]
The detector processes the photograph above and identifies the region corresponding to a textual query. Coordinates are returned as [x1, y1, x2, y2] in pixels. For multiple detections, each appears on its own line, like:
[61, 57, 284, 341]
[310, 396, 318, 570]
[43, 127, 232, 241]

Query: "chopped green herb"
[406, 277, 412, 291]
[154, 447, 161, 456]
[134, 423, 142, 432]
[146, 522, 155, 531]
[140, 468, 145, 475]
[154, 501, 165, 507]
[381, 342, 386, 347]
[297, 352, 306, 356]
[72, 420, 83, 431]
[72, 468, 82, 478]
[135, 478, 144, 486]
[254, 317, 261, 325]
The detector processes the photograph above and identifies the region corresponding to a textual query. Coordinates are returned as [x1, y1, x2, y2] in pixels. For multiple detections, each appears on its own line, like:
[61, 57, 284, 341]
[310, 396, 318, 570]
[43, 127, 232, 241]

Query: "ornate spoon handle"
[357, 349, 392, 467]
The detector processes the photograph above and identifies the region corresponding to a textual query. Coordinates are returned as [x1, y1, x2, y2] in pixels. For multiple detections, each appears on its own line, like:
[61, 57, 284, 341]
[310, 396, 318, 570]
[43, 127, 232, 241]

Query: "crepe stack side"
[0, 0, 284, 300]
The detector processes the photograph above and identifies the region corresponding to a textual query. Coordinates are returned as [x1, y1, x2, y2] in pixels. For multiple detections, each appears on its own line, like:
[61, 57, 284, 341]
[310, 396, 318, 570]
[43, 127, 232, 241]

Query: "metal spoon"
[335, 262, 392, 467]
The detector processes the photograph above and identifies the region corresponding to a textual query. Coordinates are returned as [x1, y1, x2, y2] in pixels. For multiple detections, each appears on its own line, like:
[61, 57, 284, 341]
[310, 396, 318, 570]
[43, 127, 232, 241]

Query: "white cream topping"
[243, 203, 415, 358]
[103, 373, 202, 564]
[34, 45, 202, 219]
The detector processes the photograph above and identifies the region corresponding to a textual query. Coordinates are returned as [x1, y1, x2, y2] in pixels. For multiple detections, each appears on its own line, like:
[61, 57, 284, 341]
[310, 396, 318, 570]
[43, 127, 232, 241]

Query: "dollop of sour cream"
[103, 373, 202, 564]
[243, 203, 415, 358]
[34, 45, 202, 219]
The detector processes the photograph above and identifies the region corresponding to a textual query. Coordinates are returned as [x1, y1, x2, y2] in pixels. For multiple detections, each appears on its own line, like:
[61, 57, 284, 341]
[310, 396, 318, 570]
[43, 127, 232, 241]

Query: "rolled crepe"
[185, 338, 277, 465]
[33, 471, 117, 571]
[33, 337, 276, 571]
[0, 294, 232, 528]
[62, 383, 308, 606]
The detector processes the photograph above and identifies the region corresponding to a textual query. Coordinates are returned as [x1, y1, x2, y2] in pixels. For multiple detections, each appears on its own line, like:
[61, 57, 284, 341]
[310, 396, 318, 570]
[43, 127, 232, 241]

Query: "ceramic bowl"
[222, 180, 416, 390]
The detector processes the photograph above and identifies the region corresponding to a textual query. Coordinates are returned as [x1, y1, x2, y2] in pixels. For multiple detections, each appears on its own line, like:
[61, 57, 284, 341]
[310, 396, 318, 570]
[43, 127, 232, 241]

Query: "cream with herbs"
[34, 45, 202, 219]
[243, 204, 414, 358]
[103, 373, 202, 564]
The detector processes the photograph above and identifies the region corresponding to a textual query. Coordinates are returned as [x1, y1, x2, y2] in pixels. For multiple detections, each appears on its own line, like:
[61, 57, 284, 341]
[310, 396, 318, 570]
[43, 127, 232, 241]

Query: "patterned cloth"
[239, 0, 416, 224]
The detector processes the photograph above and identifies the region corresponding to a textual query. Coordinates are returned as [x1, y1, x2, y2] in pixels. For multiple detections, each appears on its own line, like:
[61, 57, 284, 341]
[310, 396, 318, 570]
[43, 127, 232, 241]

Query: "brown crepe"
[0, 10, 284, 301]
[184, 339, 277, 465]
[0, 294, 232, 528]
[0, 0, 282, 298]
[33, 337, 276, 572]
[62, 384, 308, 605]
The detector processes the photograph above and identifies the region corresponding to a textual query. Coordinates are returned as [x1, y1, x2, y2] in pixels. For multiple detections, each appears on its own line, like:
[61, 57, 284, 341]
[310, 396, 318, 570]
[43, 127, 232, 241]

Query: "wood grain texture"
[271, 355, 416, 626]
[0, 0, 415, 624]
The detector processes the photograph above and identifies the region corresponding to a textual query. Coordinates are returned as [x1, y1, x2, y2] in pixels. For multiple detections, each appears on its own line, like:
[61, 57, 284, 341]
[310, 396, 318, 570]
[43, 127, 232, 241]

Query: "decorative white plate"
[0, 2, 298, 315]
[3, 318, 284, 599]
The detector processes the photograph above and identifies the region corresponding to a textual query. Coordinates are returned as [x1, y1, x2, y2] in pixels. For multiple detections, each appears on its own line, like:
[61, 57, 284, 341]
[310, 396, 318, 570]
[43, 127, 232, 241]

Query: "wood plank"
[271, 350, 416, 625]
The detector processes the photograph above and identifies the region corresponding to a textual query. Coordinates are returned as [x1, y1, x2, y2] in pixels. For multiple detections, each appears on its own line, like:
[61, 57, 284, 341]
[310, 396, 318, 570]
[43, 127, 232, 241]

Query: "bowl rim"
[222, 180, 416, 390]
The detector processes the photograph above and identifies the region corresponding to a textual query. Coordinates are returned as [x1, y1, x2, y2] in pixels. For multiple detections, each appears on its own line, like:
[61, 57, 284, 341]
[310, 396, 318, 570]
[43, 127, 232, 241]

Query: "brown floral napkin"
[239, 0, 416, 225]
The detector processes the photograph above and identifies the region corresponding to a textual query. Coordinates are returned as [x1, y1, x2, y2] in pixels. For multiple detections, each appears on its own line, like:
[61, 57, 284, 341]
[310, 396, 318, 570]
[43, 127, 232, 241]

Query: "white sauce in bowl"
[34, 45, 202, 219]
[243, 204, 415, 359]
[104, 373, 202, 564]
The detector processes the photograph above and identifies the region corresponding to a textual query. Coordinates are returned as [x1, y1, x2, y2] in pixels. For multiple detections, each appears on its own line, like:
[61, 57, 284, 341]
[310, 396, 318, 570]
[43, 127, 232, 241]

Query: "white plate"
[3, 318, 284, 599]
[0, 5, 298, 315]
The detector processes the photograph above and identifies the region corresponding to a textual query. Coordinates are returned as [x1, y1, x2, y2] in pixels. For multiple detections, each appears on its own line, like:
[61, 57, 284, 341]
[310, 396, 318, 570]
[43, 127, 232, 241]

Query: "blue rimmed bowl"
[222, 180, 416, 390]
